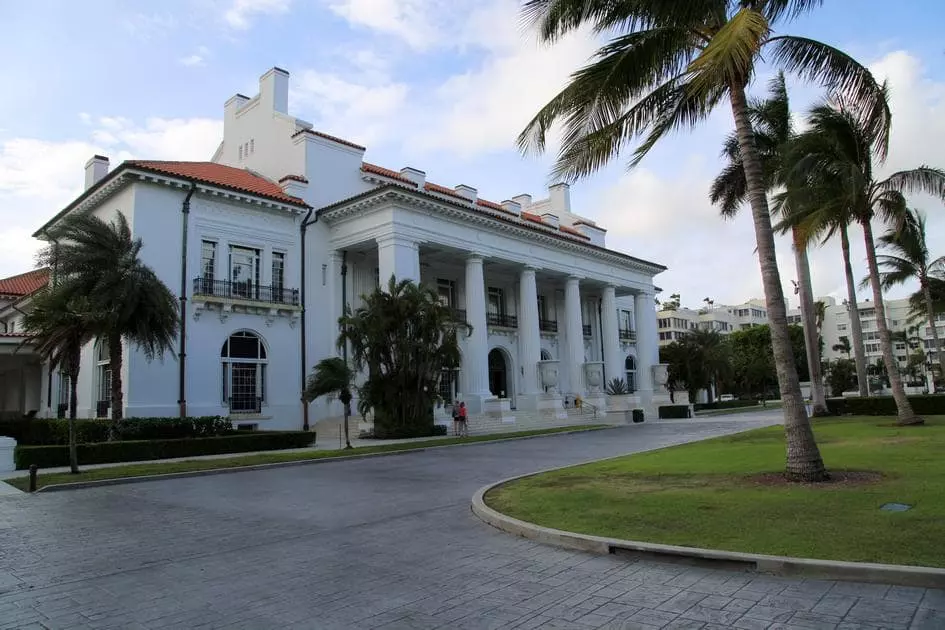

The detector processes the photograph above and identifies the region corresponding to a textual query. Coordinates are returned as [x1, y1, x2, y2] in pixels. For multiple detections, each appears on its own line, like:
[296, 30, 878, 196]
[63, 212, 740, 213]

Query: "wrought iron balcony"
[449, 308, 468, 324]
[229, 395, 262, 415]
[539, 319, 558, 333]
[619, 328, 637, 341]
[582, 324, 592, 337]
[193, 278, 299, 306]
[487, 313, 518, 328]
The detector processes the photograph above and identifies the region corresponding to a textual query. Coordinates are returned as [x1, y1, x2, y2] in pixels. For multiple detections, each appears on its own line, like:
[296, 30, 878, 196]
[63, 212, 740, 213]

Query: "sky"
[1, 0, 944, 310]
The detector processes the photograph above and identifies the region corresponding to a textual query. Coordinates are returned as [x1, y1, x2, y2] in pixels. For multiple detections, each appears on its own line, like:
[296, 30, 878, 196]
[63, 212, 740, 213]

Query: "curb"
[23, 425, 617, 493]
[471, 470, 945, 590]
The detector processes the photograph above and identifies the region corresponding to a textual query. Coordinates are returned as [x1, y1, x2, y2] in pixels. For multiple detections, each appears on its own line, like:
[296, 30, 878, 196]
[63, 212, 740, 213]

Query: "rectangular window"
[271, 251, 285, 300]
[437, 279, 455, 307]
[201, 241, 216, 293]
[229, 245, 260, 300]
[374, 267, 380, 288]
[538, 295, 547, 320]
[487, 287, 505, 316]
[620, 309, 632, 331]
[321, 264, 327, 286]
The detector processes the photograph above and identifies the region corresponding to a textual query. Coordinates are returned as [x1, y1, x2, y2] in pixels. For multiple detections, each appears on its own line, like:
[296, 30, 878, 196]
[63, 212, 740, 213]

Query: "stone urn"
[652, 363, 669, 392]
[538, 360, 560, 394]
[584, 361, 604, 394]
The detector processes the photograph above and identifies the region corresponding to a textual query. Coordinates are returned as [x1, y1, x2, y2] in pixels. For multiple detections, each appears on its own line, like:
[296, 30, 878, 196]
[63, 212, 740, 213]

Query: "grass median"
[4, 424, 610, 492]
[486, 416, 945, 568]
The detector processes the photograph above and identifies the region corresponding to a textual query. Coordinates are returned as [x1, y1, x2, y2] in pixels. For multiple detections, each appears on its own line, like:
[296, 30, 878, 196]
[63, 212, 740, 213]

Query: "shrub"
[0, 416, 231, 445]
[605, 378, 631, 395]
[827, 395, 945, 416]
[658, 405, 691, 419]
[632, 409, 645, 423]
[692, 400, 758, 412]
[14, 431, 315, 470]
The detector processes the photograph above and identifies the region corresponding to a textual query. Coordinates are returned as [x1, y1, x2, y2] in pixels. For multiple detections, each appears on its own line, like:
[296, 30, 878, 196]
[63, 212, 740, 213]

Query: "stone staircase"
[466, 404, 610, 436]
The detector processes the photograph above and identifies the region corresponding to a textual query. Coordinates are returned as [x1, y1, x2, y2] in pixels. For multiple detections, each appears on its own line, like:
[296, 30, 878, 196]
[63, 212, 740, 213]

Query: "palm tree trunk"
[793, 230, 828, 415]
[729, 84, 827, 481]
[68, 352, 80, 475]
[109, 333, 123, 420]
[840, 226, 870, 397]
[861, 219, 922, 425]
[922, 281, 945, 384]
[343, 402, 352, 449]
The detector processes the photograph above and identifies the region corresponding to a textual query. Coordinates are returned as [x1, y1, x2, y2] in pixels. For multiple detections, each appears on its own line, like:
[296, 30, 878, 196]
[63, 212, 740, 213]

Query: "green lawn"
[4, 424, 609, 492]
[486, 416, 945, 568]
[695, 401, 782, 417]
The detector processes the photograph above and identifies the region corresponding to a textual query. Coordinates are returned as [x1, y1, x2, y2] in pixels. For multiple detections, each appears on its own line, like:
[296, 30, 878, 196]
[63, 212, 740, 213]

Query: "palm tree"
[517, 0, 889, 480]
[38, 213, 180, 420]
[781, 102, 945, 425]
[19, 288, 95, 474]
[305, 357, 355, 449]
[710, 72, 828, 415]
[832, 335, 851, 360]
[873, 208, 945, 378]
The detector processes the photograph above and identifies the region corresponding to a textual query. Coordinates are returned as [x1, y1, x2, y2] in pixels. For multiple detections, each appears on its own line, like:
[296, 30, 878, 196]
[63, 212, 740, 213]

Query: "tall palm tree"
[781, 103, 945, 425]
[305, 357, 355, 449]
[38, 213, 180, 420]
[832, 335, 851, 360]
[517, 0, 889, 480]
[709, 72, 828, 415]
[19, 288, 95, 474]
[873, 208, 945, 378]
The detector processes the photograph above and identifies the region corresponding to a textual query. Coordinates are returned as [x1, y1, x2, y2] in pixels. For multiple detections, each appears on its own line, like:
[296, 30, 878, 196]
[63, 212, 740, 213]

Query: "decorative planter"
[538, 360, 560, 394]
[584, 361, 604, 393]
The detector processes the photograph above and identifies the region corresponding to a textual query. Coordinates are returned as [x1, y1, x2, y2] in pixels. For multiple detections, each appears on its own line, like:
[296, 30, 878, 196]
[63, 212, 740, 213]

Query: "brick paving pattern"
[0, 413, 941, 629]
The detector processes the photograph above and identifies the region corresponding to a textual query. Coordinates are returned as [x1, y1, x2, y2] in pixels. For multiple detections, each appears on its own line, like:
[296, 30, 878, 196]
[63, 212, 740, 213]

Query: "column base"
[457, 392, 494, 415]
[538, 394, 568, 420]
[514, 393, 543, 412]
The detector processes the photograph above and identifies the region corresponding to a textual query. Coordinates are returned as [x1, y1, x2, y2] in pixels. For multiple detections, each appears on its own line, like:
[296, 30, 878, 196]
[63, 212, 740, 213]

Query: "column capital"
[566, 274, 581, 284]
[520, 265, 538, 276]
[466, 253, 484, 264]
[375, 233, 419, 250]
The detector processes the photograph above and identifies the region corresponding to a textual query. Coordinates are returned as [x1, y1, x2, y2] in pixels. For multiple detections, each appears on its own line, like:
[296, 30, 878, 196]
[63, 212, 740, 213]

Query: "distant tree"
[826, 358, 858, 397]
[832, 336, 852, 360]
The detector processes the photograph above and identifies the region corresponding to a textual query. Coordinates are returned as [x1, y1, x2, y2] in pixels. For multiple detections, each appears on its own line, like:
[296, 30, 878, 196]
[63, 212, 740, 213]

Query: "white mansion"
[0, 68, 669, 434]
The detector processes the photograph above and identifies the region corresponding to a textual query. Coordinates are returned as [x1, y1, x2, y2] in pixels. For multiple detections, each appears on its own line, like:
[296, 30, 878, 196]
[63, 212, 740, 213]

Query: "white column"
[602, 285, 621, 385]
[635, 291, 656, 403]
[462, 255, 491, 411]
[564, 276, 585, 395]
[517, 267, 542, 408]
[376, 234, 419, 287]
[329, 251, 344, 357]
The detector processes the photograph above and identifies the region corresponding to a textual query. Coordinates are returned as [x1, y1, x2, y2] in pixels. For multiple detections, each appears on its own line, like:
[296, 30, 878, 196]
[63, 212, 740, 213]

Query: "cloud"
[179, 46, 211, 67]
[323, 0, 448, 51]
[224, 0, 291, 30]
[0, 117, 222, 278]
[583, 49, 945, 311]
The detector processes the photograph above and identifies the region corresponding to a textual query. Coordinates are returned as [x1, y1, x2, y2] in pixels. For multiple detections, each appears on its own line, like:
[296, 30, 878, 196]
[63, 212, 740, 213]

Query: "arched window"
[625, 356, 636, 393]
[221, 331, 267, 413]
[95, 341, 111, 417]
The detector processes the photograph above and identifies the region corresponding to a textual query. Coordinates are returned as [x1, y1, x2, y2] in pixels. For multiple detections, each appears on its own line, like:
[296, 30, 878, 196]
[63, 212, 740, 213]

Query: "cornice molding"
[319, 188, 665, 276]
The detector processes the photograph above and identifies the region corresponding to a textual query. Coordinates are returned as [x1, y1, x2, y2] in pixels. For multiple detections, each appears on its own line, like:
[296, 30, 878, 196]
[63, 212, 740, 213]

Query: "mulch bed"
[747, 470, 884, 487]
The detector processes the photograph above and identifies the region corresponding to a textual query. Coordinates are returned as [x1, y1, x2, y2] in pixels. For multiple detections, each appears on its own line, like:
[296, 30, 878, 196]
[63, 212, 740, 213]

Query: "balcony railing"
[449, 308, 467, 324]
[539, 319, 558, 333]
[619, 328, 636, 341]
[229, 396, 262, 414]
[487, 313, 518, 328]
[582, 324, 592, 337]
[194, 278, 299, 306]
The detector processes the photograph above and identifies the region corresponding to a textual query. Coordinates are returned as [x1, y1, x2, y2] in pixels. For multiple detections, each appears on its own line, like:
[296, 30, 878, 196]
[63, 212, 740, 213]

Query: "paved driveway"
[0, 413, 941, 629]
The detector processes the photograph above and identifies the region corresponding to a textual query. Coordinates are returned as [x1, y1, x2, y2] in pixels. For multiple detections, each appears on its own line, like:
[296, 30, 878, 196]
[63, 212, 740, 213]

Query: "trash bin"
[0, 437, 16, 473]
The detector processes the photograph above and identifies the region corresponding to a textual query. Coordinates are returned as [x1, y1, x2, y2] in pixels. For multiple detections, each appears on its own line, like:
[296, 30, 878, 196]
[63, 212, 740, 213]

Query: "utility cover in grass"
[880, 503, 912, 512]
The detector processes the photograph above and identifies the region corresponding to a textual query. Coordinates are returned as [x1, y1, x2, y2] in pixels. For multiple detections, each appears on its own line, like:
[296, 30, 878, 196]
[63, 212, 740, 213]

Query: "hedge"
[14, 431, 316, 469]
[825, 395, 945, 416]
[692, 400, 758, 412]
[658, 405, 692, 419]
[0, 416, 232, 445]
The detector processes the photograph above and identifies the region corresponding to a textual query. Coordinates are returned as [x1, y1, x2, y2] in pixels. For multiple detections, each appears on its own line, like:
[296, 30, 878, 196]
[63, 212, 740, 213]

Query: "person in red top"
[457, 401, 468, 437]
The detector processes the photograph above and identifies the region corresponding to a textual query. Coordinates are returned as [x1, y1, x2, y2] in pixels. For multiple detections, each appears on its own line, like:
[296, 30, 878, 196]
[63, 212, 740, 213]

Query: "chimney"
[548, 182, 571, 213]
[454, 184, 477, 202]
[541, 213, 560, 228]
[500, 200, 522, 217]
[512, 193, 532, 209]
[399, 167, 426, 188]
[84, 155, 109, 190]
[260, 67, 289, 114]
[278, 175, 308, 201]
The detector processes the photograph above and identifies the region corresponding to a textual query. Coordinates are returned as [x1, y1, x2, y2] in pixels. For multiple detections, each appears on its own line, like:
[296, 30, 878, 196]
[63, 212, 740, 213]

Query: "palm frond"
[687, 7, 769, 95]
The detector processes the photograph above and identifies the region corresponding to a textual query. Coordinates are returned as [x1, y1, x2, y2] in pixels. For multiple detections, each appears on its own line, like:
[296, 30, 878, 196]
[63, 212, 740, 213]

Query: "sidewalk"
[0, 433, 459, 481]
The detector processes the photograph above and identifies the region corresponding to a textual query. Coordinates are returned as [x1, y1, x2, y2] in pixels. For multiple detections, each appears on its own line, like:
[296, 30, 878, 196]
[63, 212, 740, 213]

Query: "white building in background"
[1, 67, 670, 434]
[657, 299, 768, 346]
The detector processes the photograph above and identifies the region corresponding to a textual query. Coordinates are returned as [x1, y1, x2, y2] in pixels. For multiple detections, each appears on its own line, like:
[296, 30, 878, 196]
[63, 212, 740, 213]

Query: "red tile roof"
[521, 212, 543, 224]
[127, 161, 308, 207]
[476, 198, 506, 211]
[362, 162, 414, 184]
[0, 269, 49, 297]
[292, 129, 366, 151]
[423, 182, 466, 199]
[559, 225, 591, 240]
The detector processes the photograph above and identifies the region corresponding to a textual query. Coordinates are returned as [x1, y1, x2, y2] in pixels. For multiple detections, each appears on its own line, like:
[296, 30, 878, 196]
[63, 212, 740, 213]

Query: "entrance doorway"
[488, 348, 513, 407]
